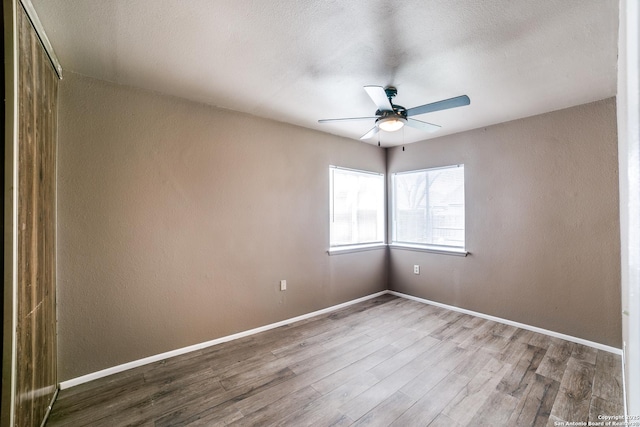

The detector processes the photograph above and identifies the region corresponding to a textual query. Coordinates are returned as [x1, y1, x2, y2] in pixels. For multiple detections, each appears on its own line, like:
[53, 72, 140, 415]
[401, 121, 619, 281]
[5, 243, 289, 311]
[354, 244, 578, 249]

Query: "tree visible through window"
[330, 167, 385, 247]
[392, 165, 465, 248]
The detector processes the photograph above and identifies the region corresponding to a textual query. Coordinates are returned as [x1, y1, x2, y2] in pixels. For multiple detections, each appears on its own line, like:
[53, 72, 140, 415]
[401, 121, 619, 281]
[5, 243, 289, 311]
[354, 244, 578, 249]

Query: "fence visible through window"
[392, 165, 465, 249]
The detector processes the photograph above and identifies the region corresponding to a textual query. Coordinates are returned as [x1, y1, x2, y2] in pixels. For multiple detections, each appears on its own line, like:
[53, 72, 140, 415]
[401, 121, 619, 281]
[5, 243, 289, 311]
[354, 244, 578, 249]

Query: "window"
[330, 166, 385, 249]
[392, 165, 465, 250]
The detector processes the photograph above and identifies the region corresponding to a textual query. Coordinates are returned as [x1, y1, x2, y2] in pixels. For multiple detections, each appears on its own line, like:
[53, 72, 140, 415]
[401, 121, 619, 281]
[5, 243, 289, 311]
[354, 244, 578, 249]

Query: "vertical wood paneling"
[14, 5, 58, 426]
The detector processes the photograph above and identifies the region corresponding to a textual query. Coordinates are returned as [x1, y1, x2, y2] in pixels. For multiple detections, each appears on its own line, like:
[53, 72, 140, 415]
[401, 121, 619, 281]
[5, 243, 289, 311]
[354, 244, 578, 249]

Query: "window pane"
[330, 167, 384, 246]
[393, 165, 464, 248]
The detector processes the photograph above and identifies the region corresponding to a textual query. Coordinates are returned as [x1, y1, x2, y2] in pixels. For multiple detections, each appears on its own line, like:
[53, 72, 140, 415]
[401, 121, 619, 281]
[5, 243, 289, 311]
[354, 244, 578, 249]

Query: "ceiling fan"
[318, 86, 470, 140]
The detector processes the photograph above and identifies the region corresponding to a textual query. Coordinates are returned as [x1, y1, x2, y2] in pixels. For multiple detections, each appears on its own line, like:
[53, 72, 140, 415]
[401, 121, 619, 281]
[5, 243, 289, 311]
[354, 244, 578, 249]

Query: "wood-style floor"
[47, 294, 623, 426]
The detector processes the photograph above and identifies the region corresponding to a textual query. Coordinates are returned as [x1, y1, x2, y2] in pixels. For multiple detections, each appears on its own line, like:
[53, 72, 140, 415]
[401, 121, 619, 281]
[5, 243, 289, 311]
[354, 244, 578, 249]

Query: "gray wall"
[57, 73, 387, 381]
[387, 98, 621, 348]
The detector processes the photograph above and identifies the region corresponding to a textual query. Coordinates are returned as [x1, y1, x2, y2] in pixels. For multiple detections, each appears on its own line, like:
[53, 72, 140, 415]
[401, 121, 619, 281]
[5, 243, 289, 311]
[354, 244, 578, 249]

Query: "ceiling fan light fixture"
[377, 116, 407, 132]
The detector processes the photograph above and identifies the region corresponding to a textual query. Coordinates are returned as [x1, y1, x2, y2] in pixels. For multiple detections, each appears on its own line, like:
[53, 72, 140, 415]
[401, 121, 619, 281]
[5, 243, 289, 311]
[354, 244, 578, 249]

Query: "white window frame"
[391, 164, 468, 256]
[329, 166, 386, 254]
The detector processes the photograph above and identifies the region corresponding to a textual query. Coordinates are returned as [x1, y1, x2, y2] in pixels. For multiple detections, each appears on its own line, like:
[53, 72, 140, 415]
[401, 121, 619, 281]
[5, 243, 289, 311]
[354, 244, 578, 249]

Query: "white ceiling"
[30, 0, 618, 146]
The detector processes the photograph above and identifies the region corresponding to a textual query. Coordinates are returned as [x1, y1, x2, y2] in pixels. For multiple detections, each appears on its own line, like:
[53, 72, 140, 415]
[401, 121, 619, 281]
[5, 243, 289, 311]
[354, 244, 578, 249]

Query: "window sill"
[389, 243, 468, 257]
[327, 243, 387, 255]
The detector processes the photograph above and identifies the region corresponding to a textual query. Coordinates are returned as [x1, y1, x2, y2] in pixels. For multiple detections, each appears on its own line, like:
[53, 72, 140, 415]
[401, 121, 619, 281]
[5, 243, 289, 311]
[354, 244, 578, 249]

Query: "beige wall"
[387, 98, 621, 348]
[57, 72, 621, 381]
[57, 73, 387, 381]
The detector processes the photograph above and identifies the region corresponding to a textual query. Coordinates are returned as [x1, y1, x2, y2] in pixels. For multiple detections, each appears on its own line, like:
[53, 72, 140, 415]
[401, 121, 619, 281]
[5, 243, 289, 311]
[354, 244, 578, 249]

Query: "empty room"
[3, 0, 639, 426]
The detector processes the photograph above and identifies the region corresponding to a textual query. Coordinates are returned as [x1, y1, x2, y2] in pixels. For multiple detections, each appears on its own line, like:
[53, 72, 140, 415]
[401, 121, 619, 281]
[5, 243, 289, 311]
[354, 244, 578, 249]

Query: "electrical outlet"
[413, 265, 420, 275]
[280, 280, 287, 291]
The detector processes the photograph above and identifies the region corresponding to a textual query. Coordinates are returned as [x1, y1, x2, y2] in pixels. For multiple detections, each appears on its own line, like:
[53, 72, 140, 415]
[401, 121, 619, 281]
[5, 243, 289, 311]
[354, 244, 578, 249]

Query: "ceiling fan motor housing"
[384, 86, 398, 99]
[376, 106, 407, 119]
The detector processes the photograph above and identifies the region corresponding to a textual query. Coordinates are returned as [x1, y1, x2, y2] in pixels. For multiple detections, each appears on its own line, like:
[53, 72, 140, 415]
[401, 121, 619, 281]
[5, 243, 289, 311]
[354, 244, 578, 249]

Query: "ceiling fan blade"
[318, 116, 378, 123]
[406, 95, 470, 117]
[364, 86, 393, 112]
[360, 126, 380, 140]
[406, 118, 441, 133]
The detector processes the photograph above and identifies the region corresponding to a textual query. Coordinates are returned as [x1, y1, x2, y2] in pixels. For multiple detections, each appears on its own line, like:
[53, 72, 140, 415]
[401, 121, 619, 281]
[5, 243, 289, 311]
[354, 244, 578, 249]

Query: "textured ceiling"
[30, 0, 618, 146]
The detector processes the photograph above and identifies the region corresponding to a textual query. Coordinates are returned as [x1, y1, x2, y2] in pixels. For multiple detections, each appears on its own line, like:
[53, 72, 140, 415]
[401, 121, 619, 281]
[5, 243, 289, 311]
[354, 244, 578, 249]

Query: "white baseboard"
[388, 291, 622, 355]
[59, 291, 388, 390]
[60, 289, 622, 390]
[622, 342, 628, 418]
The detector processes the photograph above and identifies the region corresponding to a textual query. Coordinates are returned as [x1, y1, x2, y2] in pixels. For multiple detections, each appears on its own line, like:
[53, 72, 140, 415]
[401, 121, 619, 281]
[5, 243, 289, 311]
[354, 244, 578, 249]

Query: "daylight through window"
[392, 165, 465, 249]
[330, 167, 385, 248]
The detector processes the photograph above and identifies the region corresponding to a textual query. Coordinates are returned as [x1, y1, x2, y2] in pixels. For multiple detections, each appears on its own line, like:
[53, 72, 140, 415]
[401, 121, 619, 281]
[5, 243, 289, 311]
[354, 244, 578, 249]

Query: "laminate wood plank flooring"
[46, 295, 623, 426]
